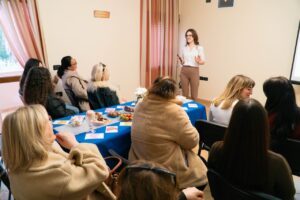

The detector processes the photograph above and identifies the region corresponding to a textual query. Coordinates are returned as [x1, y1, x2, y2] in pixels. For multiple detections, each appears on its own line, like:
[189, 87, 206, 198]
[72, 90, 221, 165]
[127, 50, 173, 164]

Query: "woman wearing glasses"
[87, 63, 121, 109]
[178, 28, 205, 100]
[57, 56, 90, 111]
[117, 160, 204, 200]
[129, 76, 207, 191]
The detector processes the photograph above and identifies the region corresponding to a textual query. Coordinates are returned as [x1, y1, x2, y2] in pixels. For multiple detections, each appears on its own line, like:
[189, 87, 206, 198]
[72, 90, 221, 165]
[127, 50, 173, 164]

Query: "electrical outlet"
[199, 76, 208, 81]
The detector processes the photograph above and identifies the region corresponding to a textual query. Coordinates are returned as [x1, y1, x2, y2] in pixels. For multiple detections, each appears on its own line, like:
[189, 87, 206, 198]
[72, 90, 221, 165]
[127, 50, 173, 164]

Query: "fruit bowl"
[119, 113, 133, 121]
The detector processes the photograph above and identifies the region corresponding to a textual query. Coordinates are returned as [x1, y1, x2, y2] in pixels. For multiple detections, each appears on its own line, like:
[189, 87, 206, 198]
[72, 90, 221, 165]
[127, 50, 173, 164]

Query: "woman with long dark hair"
[23, 67, 75, 119]
[19, 58, 41, 96]
[263, 76, 300, 150]
[208, 99, 295, 199]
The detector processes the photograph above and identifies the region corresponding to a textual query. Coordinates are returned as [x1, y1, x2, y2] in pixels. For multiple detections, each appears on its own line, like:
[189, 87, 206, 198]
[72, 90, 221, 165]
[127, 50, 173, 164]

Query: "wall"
[37, 0, 140, 100]
[179, 0, 300, 104]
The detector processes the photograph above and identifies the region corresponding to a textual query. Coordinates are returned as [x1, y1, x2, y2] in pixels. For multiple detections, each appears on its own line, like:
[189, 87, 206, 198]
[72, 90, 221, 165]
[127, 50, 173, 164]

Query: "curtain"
[140, 0, 179, 88]
[0, 0, 48, 67]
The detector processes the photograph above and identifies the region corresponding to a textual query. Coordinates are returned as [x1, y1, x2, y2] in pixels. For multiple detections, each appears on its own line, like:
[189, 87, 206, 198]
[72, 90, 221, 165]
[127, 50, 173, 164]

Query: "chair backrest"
[277, 138, 300, 176]
[64, 89, 80, 109]
[207, 169, 281, 200]
[195, 119, 227, 152]
[0, 162, 10, 190]
[88, 87, 120, 110]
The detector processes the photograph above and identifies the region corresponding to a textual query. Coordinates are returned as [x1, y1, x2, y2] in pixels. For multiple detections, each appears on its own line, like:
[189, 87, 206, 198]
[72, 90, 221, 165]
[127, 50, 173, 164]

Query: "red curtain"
[0, 0, 48, 67]
[140, 0, 179, 88]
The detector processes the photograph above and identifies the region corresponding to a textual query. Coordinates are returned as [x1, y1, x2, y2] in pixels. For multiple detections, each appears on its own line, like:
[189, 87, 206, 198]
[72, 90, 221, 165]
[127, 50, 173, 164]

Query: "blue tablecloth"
[53, 101, 206, 158]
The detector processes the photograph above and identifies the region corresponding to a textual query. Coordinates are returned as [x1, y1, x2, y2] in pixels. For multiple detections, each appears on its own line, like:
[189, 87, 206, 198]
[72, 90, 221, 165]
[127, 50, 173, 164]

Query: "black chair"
[276, 138, 300, 176]
[207, 169, 281, 200]
[0, 161, 12, 200]
[195, 119, 227, 153]
[88, 87, 120, 110]
[64, 89, 81, 109]
[108, 149, 129, 166]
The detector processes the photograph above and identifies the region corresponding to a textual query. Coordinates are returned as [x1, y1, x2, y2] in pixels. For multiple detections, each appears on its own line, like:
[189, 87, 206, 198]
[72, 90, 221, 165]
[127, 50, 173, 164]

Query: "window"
[0, 26, 23, 79]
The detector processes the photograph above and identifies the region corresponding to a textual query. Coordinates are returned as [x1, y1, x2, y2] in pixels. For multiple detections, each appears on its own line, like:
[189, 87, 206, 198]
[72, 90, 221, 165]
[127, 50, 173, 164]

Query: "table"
[53, 101, 207, 158]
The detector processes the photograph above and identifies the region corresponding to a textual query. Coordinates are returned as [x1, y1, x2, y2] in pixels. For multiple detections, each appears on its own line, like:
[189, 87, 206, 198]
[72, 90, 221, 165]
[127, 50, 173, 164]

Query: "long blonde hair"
[2, 105, 51, 172]
[88, 63, 110, 91]
[212, 75, 255, 109]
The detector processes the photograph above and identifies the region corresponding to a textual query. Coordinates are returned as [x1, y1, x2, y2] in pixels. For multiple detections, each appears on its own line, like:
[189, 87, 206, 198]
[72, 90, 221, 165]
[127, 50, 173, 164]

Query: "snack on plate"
[89, 112, 109, 126]
[95, 112, 104, 121]
[91, 118, 109, 126]
[124, 106, 135, 112]
[70, 116, 85, 127]
[107, 111, 120, 118]
[120, 113, 133, 121]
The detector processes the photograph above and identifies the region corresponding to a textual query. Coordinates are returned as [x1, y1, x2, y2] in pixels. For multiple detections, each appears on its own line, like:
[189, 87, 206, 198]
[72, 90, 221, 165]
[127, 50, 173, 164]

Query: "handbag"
[104, 156, 123, 195]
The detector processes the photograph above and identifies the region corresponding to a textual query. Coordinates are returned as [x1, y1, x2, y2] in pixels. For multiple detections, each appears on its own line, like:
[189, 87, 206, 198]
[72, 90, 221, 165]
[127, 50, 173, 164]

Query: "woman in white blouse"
[209, 75, 255, 125]
[179, 29, 205, 100]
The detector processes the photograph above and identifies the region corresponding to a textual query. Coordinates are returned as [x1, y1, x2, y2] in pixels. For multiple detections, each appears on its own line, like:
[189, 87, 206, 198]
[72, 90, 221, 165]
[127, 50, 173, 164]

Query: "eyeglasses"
[126, 164, 177, 185]
[185, 34, 193, 37]
[100, 62, 106, 72]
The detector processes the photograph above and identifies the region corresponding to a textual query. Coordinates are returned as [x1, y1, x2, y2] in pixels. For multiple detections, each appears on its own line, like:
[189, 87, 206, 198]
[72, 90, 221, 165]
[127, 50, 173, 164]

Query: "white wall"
[179, 0, 300, 104]
[37, 0, 140, 100]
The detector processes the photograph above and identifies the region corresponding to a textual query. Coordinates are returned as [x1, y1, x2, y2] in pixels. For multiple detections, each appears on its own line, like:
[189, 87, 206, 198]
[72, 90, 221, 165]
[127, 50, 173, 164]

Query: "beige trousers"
[180, 66, 199, 100]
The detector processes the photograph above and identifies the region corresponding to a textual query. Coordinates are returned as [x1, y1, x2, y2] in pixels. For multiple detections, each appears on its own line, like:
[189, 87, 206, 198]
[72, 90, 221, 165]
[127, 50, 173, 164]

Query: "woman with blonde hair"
[209, 74, 255, 125]
[87, 63, 121, 109]
[1, 105, 115, 200]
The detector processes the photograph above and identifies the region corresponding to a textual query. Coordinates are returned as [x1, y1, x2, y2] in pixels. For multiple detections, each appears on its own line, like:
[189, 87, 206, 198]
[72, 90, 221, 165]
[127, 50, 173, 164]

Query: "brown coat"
[129, 95, 207, 189]
[9, 142, 115, 200]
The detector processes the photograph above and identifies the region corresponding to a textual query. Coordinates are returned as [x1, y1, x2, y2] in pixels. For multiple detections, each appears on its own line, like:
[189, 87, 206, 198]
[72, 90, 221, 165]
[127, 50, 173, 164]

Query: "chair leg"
[8, 190, 12, 200]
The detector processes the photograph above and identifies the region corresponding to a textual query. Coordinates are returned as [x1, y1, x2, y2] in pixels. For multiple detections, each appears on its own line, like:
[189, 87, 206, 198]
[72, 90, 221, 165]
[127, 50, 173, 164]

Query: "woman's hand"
[56, 132, 79, 149]
[195, 56, 205, 65]
[182, 187, 204, 200]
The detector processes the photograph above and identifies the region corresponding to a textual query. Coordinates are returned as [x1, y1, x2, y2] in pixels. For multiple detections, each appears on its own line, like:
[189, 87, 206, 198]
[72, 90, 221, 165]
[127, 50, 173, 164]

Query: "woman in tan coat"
[57, 56, 90, 111]
[1, 105, 115, 200]
[129, 76, 207, 190]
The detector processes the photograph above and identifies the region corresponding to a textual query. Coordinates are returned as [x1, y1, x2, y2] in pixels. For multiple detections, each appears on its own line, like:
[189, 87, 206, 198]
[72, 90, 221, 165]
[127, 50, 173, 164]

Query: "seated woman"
[208, 99, 295, 200]
[129, 76, 207, 190]
[209, 74, 255, 125]
[1, 105, 115, 200]
[263, 76, 300, 149]
[57, 56, 90, 111]
[87, 63, 120, 109]
[23, 67, 76, 120]
[19, 58, 42, 96]
[117, 160, 204, 200]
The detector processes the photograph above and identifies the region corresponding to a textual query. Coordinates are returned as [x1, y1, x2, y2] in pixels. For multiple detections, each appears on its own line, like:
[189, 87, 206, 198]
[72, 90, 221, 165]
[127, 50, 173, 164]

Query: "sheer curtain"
[0, 0, 48, 67]
[140, 0, 179, 88]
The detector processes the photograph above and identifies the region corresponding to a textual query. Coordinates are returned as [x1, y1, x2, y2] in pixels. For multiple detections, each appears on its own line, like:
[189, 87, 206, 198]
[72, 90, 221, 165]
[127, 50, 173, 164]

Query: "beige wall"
[37, 0, 140, 100]
[179, 0, 300, 104]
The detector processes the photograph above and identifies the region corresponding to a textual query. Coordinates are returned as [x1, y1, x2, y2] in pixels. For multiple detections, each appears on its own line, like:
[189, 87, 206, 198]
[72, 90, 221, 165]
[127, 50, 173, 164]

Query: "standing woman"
[57, 56, 90, 112]
[179, 29, 205, 100]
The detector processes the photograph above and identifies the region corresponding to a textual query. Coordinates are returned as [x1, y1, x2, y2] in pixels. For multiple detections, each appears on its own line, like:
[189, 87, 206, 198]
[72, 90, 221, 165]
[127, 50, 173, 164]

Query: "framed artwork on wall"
[218, 0, 234, 8]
